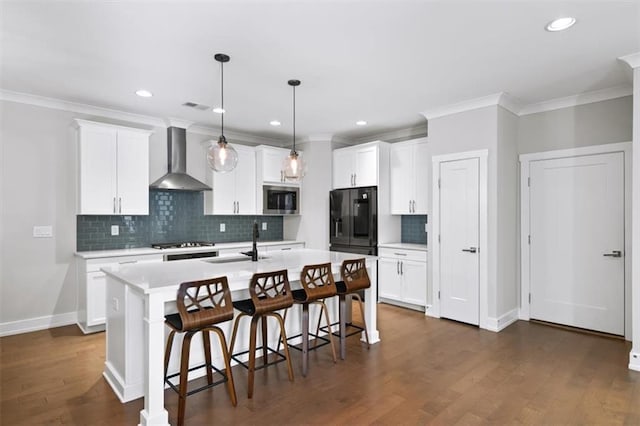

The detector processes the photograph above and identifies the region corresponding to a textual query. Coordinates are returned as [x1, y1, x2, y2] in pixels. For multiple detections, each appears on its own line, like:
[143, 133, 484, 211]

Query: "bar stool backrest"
[300, 262, 337, 301]
[340, 258, 370, 292]
[249, 269, 293, 315]
[176, 277, 234, 331]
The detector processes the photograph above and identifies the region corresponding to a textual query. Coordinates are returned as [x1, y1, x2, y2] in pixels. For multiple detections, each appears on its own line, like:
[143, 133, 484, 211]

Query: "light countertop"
[378, 242, 428, 251]
[74, 240, 304, 259]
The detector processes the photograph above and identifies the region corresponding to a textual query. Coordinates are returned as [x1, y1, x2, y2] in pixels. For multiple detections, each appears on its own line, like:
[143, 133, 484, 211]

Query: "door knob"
[603, 250, 622, 258]
[462, 247, 477, 253]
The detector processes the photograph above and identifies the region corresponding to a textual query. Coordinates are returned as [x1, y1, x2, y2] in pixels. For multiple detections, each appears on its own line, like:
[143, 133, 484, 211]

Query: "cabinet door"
[412, 143, 429, 214]
[116, 130, 149, 215]
[87, 271, 107, 326]
[234, 146, 256, 214]
[401, 260, 427, 306]
[354, 145, 378, 187]
[78, 126, 118, 214]
[332, 149, 354, 189]
[211, 170, 236, 214]
[378, 258, 403, 301]
[262, 147, 286, 183]
[390, 144, 413, 214]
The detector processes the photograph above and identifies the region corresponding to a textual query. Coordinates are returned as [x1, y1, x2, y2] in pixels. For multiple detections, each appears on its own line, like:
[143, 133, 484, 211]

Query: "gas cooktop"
[151, 241, 215, 249]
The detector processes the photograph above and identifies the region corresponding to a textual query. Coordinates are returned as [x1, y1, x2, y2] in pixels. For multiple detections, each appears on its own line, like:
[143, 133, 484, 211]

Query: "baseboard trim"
[0, 312, 78, 337]
[485, 309, 519, 332]
[629, 351, 640, 371]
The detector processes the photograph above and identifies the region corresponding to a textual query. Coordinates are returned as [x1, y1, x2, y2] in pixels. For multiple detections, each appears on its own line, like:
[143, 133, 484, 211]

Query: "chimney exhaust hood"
[150, 127, 212, 191]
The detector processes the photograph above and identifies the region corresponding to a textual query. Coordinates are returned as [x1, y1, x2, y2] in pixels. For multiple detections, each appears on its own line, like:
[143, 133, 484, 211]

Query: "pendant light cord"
[220, 60, 224, 137]
[292, 83, 296, 154]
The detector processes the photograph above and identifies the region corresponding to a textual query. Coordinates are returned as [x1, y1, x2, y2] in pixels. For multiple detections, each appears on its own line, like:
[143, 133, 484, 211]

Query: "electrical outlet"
[111, 225, 119, 236]
[424, 223, 428, 232]
[262, 222, 267, 231]
[33, 225, 53, 238]
[112, 297, 119, 312]
[220, 223, 226, 232]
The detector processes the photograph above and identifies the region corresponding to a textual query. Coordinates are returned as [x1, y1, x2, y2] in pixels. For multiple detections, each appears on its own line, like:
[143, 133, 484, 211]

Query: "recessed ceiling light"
[212, 107, 225, 114]
[356, 120, 367, 126]
[270, 120, 281, 126]
[545, 17, 576, 32]
[135, 89, 153, 98]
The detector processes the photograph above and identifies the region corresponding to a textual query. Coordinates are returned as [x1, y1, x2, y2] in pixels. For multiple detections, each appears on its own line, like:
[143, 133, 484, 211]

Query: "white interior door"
[439, 158, 480, 325]
[529, 152, 624, 335]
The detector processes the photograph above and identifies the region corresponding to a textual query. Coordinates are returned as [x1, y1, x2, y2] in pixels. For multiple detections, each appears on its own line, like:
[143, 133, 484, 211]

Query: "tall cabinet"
[75, 120, 152, 215]
[205, 144, 256, 214]
[390, 138, 429, 214]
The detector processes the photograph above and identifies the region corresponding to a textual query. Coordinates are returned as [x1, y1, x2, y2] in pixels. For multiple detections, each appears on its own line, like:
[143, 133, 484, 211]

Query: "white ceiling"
[2, 1, 639, 142]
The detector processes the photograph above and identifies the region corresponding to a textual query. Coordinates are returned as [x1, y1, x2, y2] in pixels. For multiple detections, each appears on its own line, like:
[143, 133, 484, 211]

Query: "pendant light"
[283, 79, 306, 181]
[207, 53, 239, 172]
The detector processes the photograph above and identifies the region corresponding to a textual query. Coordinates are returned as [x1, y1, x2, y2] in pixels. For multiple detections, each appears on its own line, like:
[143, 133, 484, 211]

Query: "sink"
[202, 255, 269, 264]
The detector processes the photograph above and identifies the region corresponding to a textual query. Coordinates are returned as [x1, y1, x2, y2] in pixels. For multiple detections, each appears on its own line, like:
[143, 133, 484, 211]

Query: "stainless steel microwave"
[263, 185, 299, 215]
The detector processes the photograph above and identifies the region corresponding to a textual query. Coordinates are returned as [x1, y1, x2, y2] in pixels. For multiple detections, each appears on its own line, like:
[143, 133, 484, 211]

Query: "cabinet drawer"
[86, 254, 163, 272]
[378, 247, 426, 262]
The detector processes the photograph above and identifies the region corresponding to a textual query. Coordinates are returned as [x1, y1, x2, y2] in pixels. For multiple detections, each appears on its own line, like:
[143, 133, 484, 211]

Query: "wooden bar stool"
[318, 258, 371, 360]
[163, 277, 237, 426]
[228, 269, 294, 398]
[279, 262, 338, 377]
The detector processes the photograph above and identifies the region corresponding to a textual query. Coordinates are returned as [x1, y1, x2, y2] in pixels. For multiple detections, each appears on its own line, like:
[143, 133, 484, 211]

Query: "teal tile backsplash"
[401, 215, 427, 245]
[77, 191, 284, 251]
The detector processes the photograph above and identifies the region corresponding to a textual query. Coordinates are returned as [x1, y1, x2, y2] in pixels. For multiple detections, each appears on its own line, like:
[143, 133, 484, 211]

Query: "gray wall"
[518, 96, 632, 154]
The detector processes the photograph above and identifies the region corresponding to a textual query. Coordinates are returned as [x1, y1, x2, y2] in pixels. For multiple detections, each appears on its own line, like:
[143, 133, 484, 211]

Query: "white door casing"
[520, 142, 631, 338]
[431, 150, 488, 329]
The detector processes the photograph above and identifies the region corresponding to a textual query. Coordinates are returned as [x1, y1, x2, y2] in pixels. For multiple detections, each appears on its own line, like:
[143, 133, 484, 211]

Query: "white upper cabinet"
[205, 144, 256, 215]
[332, 142, 379, 189]
[76, 119, 151, 215]
[256, 145, 302, 186]
[390, 139, 429, 214]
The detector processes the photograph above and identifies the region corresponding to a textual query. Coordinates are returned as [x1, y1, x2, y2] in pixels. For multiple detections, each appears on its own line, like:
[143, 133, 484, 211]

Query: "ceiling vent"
[182, 101, 210, 111]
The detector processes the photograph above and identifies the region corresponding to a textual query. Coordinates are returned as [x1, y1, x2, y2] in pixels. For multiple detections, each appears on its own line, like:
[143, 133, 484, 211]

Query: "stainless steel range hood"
[149, 127, 211, 191]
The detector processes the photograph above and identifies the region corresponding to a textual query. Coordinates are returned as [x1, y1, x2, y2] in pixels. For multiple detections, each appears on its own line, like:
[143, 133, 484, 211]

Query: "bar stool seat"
[163, 277, 237, 426]
[280, 262, 338, 377]
[229, 269, 295, 398]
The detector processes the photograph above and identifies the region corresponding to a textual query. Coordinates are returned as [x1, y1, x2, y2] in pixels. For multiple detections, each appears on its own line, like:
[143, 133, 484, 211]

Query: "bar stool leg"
[164, 330, 176, 379]
[301, 303, 309, 377]
[202, 330, 214, 384]
[247, 316, 259, 399]
[229, 312, 248, 357]
[261, 316, 268, 365]
[178, 331, 195, 426]
[211, 327, 238, 406]
[272, 312, 294, 382]
[317, 300, 337, 363]
[339, 294, 346, 360]
[352, 293, 370, 348]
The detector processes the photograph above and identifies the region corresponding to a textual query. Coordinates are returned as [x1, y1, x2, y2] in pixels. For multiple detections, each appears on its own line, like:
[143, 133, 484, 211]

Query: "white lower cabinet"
[76, 254, 163, 333]
[265, 242, 305, 252]
[378, 247, 427, 311]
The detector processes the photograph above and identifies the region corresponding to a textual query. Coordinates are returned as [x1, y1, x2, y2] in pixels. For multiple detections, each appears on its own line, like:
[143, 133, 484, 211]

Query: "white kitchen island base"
[102, 249, 378, 426]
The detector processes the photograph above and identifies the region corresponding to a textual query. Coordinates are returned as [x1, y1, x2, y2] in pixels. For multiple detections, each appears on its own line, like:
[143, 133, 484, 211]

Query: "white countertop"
[74, 240, 304, 259]
[102, 248, 376, 294]
[378, 242, 428, 251]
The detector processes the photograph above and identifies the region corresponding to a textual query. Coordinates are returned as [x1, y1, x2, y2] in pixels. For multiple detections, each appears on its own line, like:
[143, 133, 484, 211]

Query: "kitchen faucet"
[242, 220, 260, 261]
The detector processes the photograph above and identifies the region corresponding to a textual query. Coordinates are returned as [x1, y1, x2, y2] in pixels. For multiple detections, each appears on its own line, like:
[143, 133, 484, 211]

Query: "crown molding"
[0, 89, 165, 127]
[164, 118, 194, 129]
[619, 51, 640, 69]
[518, 85, 632, 116]
[421, 92, 522, 120]
[348, 123, 428, 145]
[188, 124, 287, 147]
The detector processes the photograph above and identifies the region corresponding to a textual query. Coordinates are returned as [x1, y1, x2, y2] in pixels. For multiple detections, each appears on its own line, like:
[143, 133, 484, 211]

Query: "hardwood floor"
[1, 303, 639, 425]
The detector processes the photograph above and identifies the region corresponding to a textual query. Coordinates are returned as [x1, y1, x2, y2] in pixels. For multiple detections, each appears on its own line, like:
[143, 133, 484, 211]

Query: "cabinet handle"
[400, 261, 403, 275]
[281, 170, 284, 182]
[397, 260, 400, 274]
[113, 197, 117, 214]
[119, 260, 138, 265]
[353, 173, 357, 186]
[393, 252, 407, 256]
[281, 247, 292, 251]
[118, 197, 122, 214]
[237, 201, 239, 213]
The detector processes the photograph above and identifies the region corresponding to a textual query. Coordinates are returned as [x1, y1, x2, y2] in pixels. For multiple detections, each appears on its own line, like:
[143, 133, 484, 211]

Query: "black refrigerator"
[329, 186, 378, 255]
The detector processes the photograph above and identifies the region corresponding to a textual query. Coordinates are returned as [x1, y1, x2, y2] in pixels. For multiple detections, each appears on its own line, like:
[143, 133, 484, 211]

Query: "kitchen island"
[102, 248, 378, 426]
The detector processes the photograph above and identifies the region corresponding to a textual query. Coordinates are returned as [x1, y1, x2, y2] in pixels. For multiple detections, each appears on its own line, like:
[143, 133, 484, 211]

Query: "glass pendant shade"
[283, 150, 306, 181]
[207, 135, 238, 172]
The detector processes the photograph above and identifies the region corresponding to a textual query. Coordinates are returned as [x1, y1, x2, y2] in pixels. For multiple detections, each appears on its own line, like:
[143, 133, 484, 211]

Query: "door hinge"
[438, 290, 441, 300]
[527, 177, 530, 187]
[528, 235, 531, 245]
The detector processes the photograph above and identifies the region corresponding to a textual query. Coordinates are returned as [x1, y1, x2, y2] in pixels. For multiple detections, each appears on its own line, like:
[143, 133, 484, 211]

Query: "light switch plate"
[262, 222, 267, 230]
[33, 226, 53, 238]
[220, 223, 226, 232]
[424, 223, 428, 232]
[111, 225, 119, 236]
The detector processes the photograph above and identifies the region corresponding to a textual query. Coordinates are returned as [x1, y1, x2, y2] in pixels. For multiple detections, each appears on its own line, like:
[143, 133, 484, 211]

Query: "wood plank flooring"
[1, 303, 639, 425]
